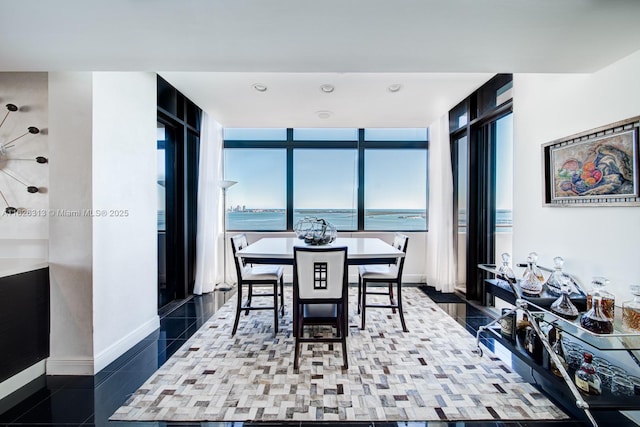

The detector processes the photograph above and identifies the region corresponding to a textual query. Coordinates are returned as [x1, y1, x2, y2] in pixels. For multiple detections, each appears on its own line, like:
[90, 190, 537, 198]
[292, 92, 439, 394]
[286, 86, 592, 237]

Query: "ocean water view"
[158, 209, 512, 231]
[227, 209, 428, 231]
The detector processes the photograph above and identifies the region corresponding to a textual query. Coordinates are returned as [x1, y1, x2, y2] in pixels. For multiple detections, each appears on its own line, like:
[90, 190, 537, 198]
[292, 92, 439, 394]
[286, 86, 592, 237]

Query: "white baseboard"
[0, 360, 46, 400]
[94, 315, 160, 373]
[46, 315, 160, 375]
[46, 357, 94, 376]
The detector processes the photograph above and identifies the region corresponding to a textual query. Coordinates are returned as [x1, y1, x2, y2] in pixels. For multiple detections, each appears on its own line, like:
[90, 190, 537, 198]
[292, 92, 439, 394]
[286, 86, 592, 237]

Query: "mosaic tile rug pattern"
[110, 287, 567, 423]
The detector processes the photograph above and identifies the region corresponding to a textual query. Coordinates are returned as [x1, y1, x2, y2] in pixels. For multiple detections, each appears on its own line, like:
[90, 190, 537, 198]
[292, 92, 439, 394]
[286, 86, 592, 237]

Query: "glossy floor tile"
[0, 285, 630, 426]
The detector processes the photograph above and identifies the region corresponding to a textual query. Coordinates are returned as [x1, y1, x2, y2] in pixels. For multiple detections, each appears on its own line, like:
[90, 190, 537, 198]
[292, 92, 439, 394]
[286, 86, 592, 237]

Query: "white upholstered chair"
[292, 246, 349, 370]
[357, 233, 409, 332]
[230, 233, 284, 336]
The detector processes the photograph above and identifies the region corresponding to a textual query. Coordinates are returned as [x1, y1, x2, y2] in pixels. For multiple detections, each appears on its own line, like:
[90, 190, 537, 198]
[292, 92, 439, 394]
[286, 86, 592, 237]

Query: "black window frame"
[224, 128, 429, 232]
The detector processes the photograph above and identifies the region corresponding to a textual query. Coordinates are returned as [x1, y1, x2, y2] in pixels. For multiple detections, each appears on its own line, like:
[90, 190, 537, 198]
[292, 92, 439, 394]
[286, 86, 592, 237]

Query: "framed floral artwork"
[543, 116, 640, 206]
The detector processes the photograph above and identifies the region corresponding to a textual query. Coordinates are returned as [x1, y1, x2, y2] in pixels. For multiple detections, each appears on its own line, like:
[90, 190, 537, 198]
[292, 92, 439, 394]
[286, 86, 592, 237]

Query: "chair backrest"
[293, 246, 348, 301]
[230, 233, 249, 280]
[392, 232, 409, 277]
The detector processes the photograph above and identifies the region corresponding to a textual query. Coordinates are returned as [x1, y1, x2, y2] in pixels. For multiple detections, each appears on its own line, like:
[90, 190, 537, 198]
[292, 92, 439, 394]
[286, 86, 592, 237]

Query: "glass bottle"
[622, 284, 640, 333]
[580, 295, 614, 334]
[550, 330, 569, 378]
[520, 255, 543, 296]
[524, 252, 545, 282]
[575, 352, 602, 395]
[522, 316, 543, 363]
[550, 276, 580, 320]
[586, 276, 615, 321]
[544, 256, 576, 296]
[497, 252, 516, 284]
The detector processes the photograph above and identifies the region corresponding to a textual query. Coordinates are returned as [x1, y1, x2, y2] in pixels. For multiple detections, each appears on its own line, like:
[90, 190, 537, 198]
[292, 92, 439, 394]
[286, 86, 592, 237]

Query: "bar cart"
[475, 263, 640, 427]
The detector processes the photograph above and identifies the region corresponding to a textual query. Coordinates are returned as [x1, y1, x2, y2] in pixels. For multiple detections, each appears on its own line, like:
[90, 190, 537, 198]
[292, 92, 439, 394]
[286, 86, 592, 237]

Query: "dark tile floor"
[0, 286, 633, 426]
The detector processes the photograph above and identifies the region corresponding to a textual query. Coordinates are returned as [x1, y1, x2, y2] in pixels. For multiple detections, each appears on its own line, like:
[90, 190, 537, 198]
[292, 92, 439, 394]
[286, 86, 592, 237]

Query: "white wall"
[48, 72, 95, 374]
[0, 72, 49, 258]
[91, 72, 159, 372]
[513, 49, 640, 305]
[48, 72, 159, 375]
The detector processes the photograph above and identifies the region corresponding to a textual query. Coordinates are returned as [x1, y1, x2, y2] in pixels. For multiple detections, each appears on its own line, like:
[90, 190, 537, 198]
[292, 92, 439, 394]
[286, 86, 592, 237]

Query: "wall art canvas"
[543, 117, 640, 206]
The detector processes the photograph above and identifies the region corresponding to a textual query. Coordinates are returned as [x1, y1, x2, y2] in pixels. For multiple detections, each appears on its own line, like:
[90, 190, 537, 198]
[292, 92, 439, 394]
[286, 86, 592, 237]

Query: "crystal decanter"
[523, 252, 545, 282]
[520, 255, 543, 296]
[550, 276, 580, 320]
[497, 252, 516, 284]
[586, 276, 615, 321]
[622, 284, 640, 333]
[544, 256, 577, 296]
[581, 295, 614, 334]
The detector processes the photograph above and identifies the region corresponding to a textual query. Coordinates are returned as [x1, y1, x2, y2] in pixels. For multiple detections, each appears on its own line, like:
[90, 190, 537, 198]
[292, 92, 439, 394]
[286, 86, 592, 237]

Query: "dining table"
[235, 236, 404, 265]
[236, 236, 405, 336]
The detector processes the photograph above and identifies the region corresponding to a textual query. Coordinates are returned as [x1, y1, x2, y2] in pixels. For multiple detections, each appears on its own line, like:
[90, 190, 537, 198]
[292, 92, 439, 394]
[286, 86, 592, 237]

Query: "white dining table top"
[236, 237, 404, 260]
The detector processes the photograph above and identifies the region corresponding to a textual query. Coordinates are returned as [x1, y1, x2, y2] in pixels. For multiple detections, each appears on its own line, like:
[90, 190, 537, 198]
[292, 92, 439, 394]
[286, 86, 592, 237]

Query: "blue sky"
[224, 148, 427, 210]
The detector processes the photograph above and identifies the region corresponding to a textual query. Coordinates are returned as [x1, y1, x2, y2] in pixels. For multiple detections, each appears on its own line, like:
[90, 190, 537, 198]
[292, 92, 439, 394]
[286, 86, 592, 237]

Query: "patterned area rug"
[110, 287, 567, 423]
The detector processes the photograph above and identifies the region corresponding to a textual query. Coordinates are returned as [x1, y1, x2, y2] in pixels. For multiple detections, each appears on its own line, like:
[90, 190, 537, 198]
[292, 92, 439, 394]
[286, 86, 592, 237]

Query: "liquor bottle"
[550, 330, 569, 378]
[580, 295, 614, 334]
[575, 352, 602, 395]
[500, 308, 516, 341]
[522, 316, 543, 363]
[586, 276, 615, 321]
[622, 284, 640, 332]
[550, 276, 580, 320]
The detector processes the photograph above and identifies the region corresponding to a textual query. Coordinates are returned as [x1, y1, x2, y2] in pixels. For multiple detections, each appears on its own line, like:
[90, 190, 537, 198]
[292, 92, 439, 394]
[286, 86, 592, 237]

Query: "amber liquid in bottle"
[580, 296, 614, 334]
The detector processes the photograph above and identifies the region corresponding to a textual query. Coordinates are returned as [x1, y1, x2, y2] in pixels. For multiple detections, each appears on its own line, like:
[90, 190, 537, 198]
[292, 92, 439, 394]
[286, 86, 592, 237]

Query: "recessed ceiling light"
[252, 83, 268, 92]
[320, 84, 335, 93]
[316, 110, 333, 119]
[387, 84, 402, 93]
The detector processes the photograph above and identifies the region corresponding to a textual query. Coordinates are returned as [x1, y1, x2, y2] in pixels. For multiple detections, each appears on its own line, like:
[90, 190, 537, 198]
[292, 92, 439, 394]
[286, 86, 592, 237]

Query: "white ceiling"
[2, 0, 640, 127]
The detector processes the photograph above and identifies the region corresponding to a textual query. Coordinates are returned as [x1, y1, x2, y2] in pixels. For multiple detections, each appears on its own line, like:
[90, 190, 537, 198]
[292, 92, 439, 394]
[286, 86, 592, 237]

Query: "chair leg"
[279, 277, 285, 316]
[293, 303, 302, 371]
[232, 283, 243, 335]
[357, 275, 362, 314]
[273, 281, 279, 335]
[360, 280, 367, 330]
[396, 282, 408, 332]
[339, 303, 348, 369]
[245, 284, 253, 315]
[389, 282, 396, 313]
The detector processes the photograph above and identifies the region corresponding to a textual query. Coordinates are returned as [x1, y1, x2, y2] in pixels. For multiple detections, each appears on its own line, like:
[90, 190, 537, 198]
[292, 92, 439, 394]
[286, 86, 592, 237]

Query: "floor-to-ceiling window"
[223, 128, 428, 232]
[451, 74, 513, 301]
[157, 76, 201, 309]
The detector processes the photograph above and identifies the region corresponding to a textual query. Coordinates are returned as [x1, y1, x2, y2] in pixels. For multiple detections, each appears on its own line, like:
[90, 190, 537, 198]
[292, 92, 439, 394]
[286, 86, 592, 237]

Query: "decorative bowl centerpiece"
[294, 217, 337, 245]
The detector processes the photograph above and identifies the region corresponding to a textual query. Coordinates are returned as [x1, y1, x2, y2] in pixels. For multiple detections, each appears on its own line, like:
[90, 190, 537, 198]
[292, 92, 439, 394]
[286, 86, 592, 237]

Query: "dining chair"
[230, 233, 284, 336]
[357, 232, 409, 332]
[292, 246, 349, 370]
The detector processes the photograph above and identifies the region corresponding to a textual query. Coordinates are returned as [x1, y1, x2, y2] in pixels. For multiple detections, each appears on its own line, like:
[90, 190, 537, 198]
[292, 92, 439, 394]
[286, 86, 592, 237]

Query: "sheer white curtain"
[193, 112, 224, 295]
[426, 114, 456, 292]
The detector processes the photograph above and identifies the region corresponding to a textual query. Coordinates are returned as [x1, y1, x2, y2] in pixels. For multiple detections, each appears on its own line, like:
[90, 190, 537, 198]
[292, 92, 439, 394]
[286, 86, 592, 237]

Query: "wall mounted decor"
[542, 116, 640, 206]
[0, 102, 47, 214]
